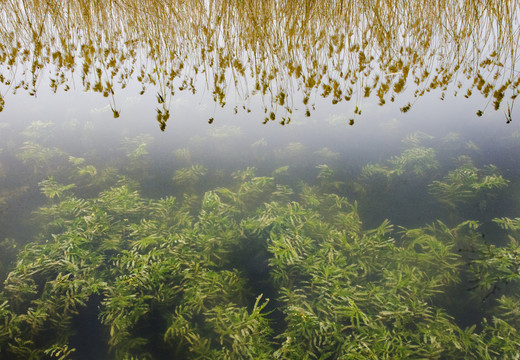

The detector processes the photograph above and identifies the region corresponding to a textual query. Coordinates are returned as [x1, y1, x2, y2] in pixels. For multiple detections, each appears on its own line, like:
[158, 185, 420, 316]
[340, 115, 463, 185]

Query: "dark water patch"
[70, 294, 109, 360]
[229, 235, 287, 334]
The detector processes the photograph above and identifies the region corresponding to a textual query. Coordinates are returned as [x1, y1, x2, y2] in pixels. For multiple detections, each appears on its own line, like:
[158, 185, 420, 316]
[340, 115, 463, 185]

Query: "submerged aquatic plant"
[172, 164, 208, 186]
[39, 177, 75, 199]
[428, 160, 509, 209]
[0, 164, 518, 359]
[121, 135, 153, 162]
[21, 121, 55, 140]
[356, 138, 440, 199]
[173, 148, 192, 164]
[360, 133, 440, 182]
[314, 147, 339, 159]
[1, 116, 520, 358]
[17, 142, 67, 174]
[389, 146, 439, 176]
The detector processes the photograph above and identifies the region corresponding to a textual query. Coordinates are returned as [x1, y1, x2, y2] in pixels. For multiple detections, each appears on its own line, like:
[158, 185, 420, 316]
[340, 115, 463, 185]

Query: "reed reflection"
[0, 0, 518, 129]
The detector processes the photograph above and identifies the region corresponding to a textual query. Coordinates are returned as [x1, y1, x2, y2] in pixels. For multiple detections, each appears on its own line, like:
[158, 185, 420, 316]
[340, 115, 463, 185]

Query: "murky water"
[1, 1, 520, 359]
[1, 87, 519, 359]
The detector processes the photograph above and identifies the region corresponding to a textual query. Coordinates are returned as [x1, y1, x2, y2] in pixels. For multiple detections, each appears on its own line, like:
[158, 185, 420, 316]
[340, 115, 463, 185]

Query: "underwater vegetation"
[0, 0, 519, 128]
[314, 147, 339, 160]
[428, 157, 509, 210]
[0, 166, 519, 359]
[0, 117, 519, 359]
[358, 131, 439, 187]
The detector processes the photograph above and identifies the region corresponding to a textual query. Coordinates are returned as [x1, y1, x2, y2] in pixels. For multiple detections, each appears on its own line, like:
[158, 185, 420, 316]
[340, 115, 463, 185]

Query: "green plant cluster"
[428, 157, 509, 209]
[0, 167, 519, 359]
[357, 135, 508, 217]
[1, 119, 519, 359]
[359, 136, 440, 185]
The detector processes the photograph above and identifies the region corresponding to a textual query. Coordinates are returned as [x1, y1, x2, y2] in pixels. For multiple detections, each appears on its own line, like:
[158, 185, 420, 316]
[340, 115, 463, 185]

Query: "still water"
[1, 1, 520, 359]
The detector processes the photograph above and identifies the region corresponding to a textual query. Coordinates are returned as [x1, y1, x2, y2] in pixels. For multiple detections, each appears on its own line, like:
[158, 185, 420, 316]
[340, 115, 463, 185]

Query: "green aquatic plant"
[231, 166, 256, 182]
[284, 142, 305, 154]
[272, 166, 290, 177]
[173, 148, 192, 164]
[465, 140, 480, 151]
[0, 168, 519, 359]
[17, 142, 67, 174]
[76, 165, 97, 178]
[468, 235, 520, 298]
[39, 177, 75, 199]
[359, 162, 393, 182]
[315, 164, 344, 192]
[274, 142, 307, 165]
[21, 121, 55, 140]
[355, 143, 439, 194]
[172, 164, 208, 187]
[465, 217, 520, 302]
[401, 131, 435, 147]
[442, 132, 461, 144]
[494, 217, 520, 235]
[389, 146, 439, 176]
[358, 133, 439, 188]
[356, 160, 399, 197]
[428, 161, 509, 209]
[316, 164, 334, 181]
[314, 147, 339, 159]
[121, 135, 153, 163]
[67, 156, 85, 166]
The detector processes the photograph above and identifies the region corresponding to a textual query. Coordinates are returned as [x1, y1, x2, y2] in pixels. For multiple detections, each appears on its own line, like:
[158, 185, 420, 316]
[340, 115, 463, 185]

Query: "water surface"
[1, 1, 520, 359]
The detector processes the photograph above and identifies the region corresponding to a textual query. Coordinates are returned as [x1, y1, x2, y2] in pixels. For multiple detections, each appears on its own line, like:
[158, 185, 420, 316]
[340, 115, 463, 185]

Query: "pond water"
[1, 1, 520, 359]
